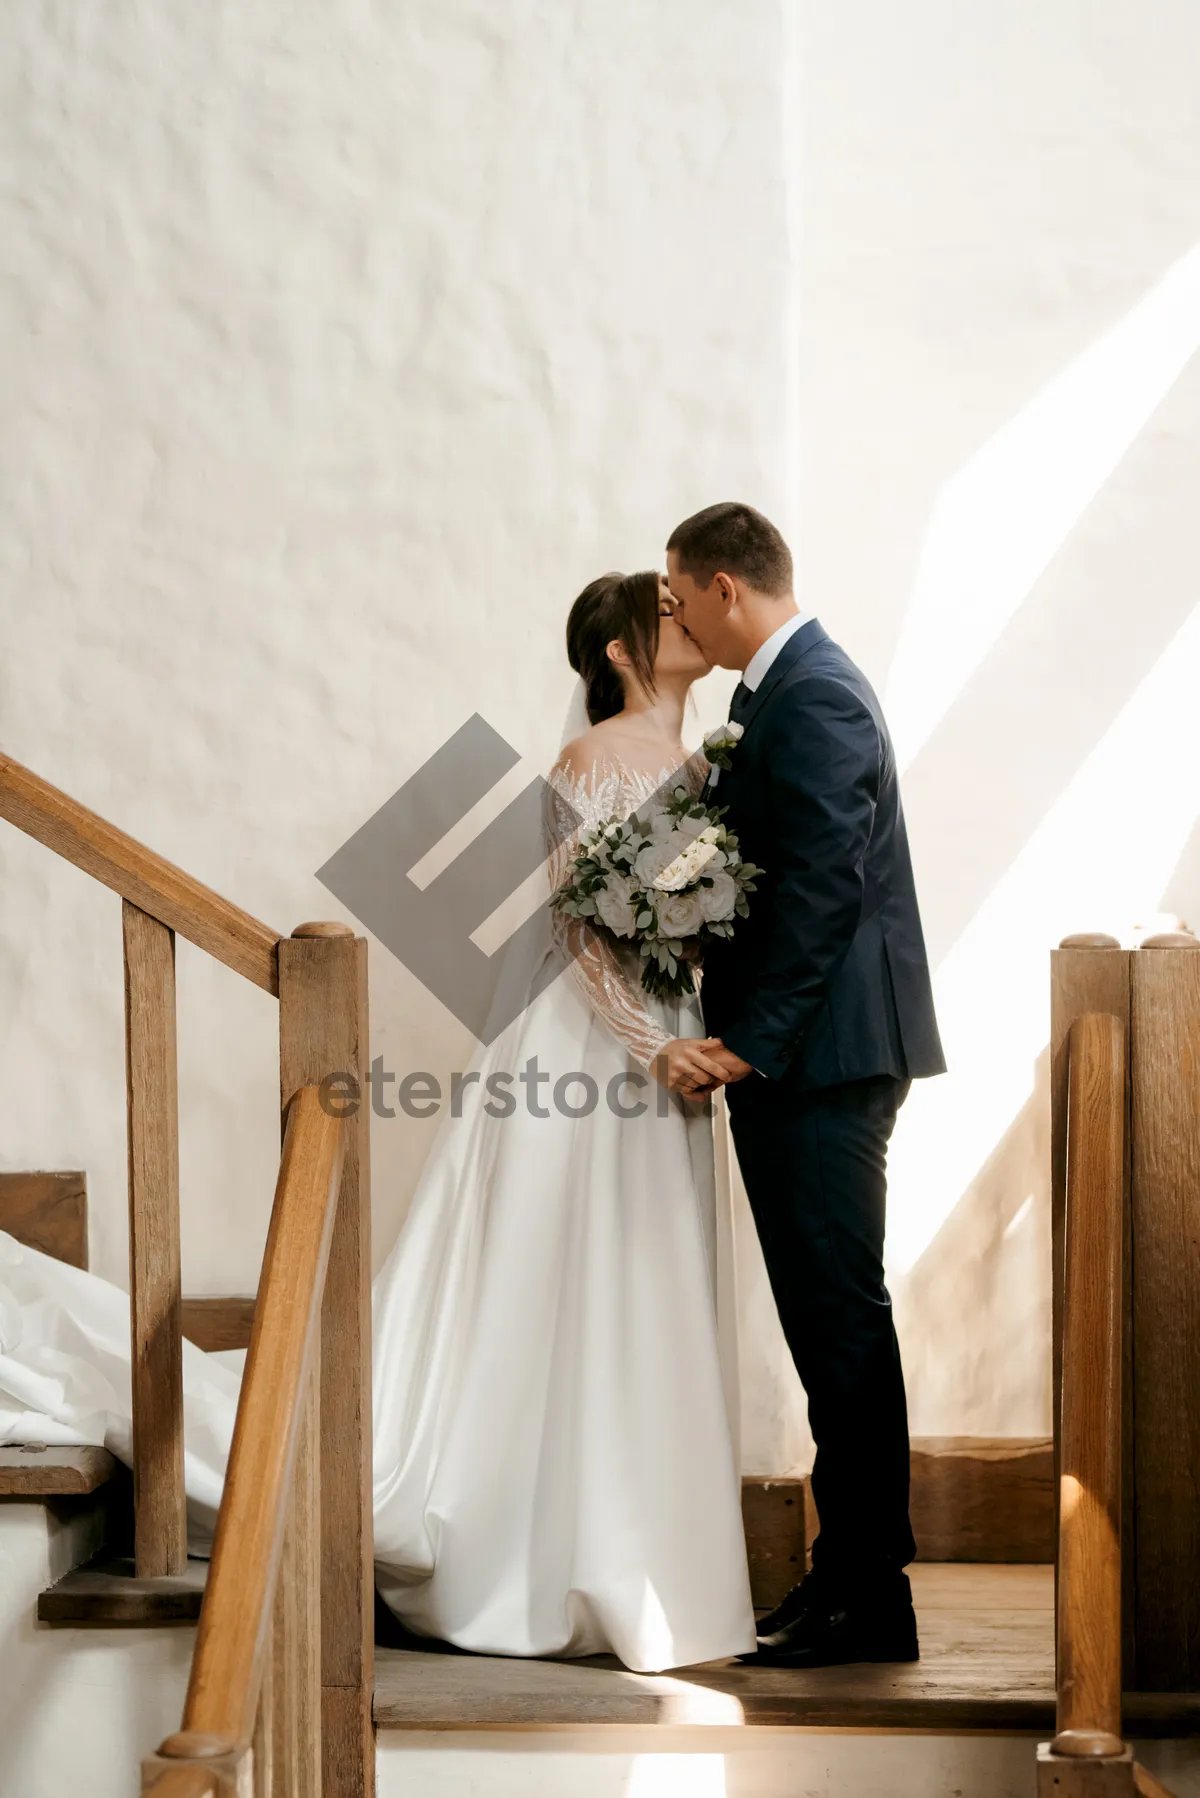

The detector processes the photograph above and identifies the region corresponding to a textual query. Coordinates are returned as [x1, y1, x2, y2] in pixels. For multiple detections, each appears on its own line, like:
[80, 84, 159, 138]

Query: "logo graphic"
[316, 716, 583, 1043]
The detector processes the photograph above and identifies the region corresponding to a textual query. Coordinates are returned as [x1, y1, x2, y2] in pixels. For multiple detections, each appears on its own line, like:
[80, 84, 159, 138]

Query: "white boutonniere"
[702, 720, 745, 772]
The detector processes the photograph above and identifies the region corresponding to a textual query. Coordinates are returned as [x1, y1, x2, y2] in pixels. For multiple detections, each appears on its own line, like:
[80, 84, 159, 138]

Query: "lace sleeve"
[544, 761, 673, 1072]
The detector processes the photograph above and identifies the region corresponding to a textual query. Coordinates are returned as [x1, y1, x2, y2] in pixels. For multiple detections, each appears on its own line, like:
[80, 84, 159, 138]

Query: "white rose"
[633, 836, 685, 885]
[726, 720, 745, 741]
[656, 888, 707, 940]
[698, 868, 738, 922]
[675, 813, 710, 842]
[653, 839, 721, 892]
[594, 878, 639, 939]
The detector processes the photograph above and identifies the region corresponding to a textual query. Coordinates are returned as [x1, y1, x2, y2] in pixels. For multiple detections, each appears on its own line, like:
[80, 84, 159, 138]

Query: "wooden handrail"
[0, 752, 281, 993]
[1055, 1011, 1125, 1750]
[172, 1085, 342, 1754]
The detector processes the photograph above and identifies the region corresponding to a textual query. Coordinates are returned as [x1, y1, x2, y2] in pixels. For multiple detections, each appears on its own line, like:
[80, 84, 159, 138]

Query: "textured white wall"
[3, 0, 1200, 1465]
[798, 0, 1200, 1440]
[0, 0, 793, 1290]
[0, 1503, 192, 1797]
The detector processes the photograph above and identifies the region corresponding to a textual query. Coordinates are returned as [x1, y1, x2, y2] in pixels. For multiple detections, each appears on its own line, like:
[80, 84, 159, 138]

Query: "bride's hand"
[651, 1038, 729, 1096]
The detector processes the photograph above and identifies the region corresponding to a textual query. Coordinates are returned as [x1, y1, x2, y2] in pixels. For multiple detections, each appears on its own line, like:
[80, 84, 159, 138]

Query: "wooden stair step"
[37, 1552, 208, 1624]
[0, 1443, 118, 1496]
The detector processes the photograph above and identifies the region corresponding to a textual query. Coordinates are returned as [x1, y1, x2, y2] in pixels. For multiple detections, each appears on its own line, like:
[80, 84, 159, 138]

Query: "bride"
[0, 569, 756, 1673]
[372, 569, 754, 1669]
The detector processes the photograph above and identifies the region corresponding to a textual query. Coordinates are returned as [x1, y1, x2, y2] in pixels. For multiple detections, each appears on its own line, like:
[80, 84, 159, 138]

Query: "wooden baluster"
[297, 1359, 323, 1796]
[269, 1495, 297, 1798]
[1129, 935, 1200, 1691]
[279, 925, 373, 1798]
[252, 1651, 274, 1798]
[272, 1355, 321, 1796]
[123, 899, 187, 1577]
[1039, 1011, 1132, 1795]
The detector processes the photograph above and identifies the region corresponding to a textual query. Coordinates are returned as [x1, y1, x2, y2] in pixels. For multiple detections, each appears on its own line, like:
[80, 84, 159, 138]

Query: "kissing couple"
[371, 501, 946, 1672]
[0, 504, 946, 1676]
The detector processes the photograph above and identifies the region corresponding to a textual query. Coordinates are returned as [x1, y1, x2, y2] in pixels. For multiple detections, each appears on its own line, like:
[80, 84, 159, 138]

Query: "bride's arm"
[543, 764, 674, 1073]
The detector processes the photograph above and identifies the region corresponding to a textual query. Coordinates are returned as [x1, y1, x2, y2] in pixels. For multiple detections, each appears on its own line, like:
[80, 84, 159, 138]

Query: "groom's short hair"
[667, 503, 793, 597]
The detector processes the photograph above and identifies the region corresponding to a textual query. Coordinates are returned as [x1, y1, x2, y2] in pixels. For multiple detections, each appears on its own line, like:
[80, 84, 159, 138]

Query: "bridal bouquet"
[551, 784, 763, 999]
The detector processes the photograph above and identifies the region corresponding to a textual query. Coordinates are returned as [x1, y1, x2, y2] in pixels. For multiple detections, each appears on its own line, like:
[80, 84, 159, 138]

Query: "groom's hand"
[704, 1041, 755, 1083]
[652, 1038, 731, 1096]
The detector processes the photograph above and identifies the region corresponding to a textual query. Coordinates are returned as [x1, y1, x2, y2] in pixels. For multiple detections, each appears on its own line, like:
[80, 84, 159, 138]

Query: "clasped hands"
[652, 1037, 754, 1097]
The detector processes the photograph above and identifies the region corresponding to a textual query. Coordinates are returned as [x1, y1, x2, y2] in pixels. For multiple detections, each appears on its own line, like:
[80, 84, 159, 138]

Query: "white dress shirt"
[741, 608, 814, 691]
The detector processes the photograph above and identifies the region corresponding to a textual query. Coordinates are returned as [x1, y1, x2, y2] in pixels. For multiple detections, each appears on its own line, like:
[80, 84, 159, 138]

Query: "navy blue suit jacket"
[700, 619, 945, 1090]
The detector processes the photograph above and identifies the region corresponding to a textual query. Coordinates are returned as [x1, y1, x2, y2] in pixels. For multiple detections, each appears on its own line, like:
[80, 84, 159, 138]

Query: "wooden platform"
[0, 1444, 116, 1496]
[37, 1553, 208, 1624]
[374, 1565, 1200, 1736]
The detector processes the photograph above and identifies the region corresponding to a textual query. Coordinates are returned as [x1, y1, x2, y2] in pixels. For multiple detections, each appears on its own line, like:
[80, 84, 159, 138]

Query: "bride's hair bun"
[566, 571, 660, 725]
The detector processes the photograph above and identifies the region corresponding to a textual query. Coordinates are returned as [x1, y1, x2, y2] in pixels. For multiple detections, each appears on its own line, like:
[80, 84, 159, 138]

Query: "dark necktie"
[729, 680, 751, 724]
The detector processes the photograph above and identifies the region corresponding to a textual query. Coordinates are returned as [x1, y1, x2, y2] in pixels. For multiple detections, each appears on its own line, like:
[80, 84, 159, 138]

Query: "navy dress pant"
[727, 1072, 916, 1595]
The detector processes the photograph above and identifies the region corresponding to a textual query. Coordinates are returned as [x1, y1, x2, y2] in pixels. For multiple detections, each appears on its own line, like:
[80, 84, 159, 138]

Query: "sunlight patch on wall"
[886, 244, 1200, 772]
[888, 596, 1200, 1274]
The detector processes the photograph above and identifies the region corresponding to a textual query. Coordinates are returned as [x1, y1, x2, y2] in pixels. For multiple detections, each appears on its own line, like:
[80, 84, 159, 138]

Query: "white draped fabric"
[0, 1228, 238, 1551]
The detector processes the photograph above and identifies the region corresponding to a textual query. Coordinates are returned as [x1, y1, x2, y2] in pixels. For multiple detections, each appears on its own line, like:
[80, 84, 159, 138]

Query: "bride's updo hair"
[566, 571, 660, 725]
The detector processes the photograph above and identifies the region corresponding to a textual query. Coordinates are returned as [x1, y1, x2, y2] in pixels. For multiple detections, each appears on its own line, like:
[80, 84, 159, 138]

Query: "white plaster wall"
[0, 1504, 192, 1796]
[0, 1, 792, 1293]
[3, 0, 1200, 1467]
[794, 0, 1200, 1441]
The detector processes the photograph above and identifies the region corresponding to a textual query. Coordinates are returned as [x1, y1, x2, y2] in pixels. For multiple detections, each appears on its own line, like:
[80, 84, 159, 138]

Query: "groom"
[666, 502, 946, 1669]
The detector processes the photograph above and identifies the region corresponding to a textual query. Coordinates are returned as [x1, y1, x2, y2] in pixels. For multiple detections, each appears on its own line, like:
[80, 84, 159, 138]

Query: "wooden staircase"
[0, 751, 374, 1797]
[3, 748, 1200, 1796]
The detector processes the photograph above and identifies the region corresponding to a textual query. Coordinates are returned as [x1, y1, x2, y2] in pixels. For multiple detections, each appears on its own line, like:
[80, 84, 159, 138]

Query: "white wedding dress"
[0, 751, 756, 1674]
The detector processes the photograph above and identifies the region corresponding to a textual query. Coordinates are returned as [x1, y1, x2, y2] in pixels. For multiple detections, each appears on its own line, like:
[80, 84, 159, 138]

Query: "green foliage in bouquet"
[551, 784, 764, 999]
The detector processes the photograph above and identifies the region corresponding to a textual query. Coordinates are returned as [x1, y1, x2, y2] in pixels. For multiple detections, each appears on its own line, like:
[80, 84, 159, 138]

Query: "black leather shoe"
[741, 1579, 919, 1668]
[751, 1570, 823, 1640]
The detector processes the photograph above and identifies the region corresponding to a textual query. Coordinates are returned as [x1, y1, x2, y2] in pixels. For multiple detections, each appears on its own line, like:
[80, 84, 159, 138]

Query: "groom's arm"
[718, 676, 880, 1081]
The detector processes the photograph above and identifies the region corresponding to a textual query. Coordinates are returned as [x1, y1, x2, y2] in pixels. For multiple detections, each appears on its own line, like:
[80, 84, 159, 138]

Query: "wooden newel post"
[279, 924, 374, 1798]
[123, 898, 188, 1578]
